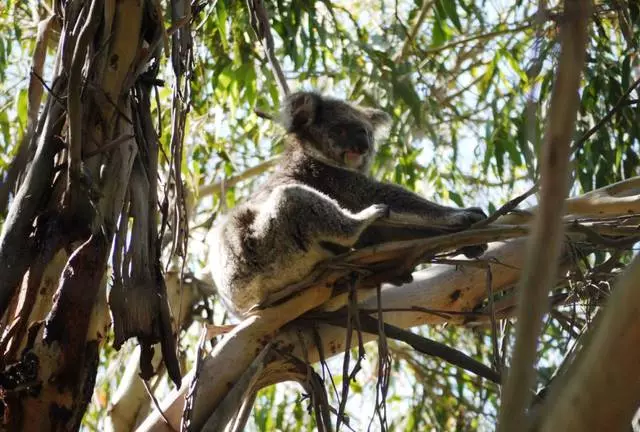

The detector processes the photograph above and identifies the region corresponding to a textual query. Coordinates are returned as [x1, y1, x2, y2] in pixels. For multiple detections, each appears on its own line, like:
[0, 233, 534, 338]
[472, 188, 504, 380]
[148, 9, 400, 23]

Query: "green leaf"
[215, 0, 229, 51]
[442, 0, 462, 32]
[449, 190, 464, 206]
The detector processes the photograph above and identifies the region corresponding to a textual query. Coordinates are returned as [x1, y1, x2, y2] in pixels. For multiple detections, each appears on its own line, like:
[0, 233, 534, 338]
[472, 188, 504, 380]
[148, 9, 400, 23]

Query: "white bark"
[136, 239, 527, 431]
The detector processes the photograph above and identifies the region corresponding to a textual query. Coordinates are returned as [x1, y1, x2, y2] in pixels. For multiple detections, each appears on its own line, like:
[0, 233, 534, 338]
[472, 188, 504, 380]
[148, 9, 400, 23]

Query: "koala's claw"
[358, 204, 390, 222]
[453, 207, 488, 257]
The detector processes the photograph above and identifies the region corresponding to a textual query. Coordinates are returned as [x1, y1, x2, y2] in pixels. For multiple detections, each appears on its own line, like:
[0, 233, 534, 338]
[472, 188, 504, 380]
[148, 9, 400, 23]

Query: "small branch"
[197, 157, 280, 200]
[420, 22, 536, 55]
[394, 0, 433, 62]
[246, 0, 290, 97]
[326, 312, 502, 384]
[472, 182, 539, 229]
[485, 266, 502, 373]
[142, 379, 176, 432]
[571, 75, 640, 154]
[440, 171, 530, 188]
[83, 134, 135, 159]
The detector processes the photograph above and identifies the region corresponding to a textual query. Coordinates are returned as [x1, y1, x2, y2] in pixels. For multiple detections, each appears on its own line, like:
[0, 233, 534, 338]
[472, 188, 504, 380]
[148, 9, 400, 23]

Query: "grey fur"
[209, 91, 487, 317]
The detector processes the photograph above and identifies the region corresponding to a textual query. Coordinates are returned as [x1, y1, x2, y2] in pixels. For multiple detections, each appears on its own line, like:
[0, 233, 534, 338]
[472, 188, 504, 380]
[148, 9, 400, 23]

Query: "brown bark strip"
[66, 0, 101, 185]
[497, 1, 592, 430]
[0, 77, 67, 317]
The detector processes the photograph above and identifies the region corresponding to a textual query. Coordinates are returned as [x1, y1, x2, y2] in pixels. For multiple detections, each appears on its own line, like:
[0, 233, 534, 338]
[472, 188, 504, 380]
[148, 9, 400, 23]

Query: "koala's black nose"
[353, 128, 370, 153]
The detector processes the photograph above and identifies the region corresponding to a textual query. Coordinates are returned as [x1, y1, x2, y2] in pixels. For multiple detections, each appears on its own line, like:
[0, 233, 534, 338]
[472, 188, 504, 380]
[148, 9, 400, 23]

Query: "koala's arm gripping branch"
[337, 175, 481, 230]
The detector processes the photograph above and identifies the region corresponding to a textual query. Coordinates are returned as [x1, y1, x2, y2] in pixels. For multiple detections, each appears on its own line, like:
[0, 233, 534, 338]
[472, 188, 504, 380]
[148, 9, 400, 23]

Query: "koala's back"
[209, 171, 349, 317]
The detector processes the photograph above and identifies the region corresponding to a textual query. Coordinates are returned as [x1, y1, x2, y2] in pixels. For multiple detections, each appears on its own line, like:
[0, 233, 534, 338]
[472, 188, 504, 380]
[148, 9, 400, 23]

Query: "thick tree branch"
[537, 254, 640, 430]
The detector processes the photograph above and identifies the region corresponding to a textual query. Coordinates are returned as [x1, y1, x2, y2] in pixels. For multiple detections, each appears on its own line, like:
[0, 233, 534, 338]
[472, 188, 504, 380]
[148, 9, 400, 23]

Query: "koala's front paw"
[357, 204, 390, 222]
[452, 207, 488, 258]
[451, 207, 487, 228]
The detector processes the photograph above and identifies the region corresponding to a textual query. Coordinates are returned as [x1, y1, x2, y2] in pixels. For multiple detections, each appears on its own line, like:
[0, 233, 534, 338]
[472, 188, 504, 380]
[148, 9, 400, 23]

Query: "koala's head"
[280, 91, 391, 172]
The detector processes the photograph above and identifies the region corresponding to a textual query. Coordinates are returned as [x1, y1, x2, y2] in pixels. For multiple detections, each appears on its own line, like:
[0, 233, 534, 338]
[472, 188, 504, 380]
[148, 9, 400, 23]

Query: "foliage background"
[0, 0, 638, 430]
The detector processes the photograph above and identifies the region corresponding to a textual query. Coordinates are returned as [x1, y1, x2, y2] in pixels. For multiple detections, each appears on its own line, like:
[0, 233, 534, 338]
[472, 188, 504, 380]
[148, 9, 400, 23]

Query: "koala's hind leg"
[267, 184, 388, 252]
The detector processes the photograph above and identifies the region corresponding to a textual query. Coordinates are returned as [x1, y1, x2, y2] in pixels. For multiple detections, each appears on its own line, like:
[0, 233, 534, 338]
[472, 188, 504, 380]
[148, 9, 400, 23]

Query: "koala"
[209, 91, 487, 317]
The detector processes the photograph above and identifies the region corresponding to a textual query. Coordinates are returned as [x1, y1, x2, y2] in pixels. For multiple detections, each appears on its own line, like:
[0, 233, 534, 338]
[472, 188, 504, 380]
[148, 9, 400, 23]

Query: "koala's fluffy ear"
[362, 108, 391, 139]
[281, 92, 321, 131]
[362, 108, 391, 129]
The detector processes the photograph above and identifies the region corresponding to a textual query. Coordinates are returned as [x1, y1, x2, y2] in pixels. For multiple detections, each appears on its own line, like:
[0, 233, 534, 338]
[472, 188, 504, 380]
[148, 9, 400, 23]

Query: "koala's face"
[282, 92, 391, 172]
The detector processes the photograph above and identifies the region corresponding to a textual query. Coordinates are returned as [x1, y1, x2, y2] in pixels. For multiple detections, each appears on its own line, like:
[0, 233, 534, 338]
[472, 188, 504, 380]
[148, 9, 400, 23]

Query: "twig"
[143, 379, 177, 432]
[334, 313, 502, 384]
[394, 0, 433, 62]
[372, 281, 390, 432]
[485, 266, 502, 373]
[569, 222, 640, 248]
[83, 134, 135, 159]
[197, 157, 280, 200]
[497, 2, 592, 430]
[420, 23, 536, 55]
[336, 277, 360, 432]
[246, 0, 290, 96]
[571, 75, 640, 154]
[472, 182, 539, 229]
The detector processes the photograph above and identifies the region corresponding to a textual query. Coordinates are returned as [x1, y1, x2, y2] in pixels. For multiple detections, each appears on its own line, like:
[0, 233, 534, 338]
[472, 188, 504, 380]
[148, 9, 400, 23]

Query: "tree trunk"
[0, 1, 186, 429]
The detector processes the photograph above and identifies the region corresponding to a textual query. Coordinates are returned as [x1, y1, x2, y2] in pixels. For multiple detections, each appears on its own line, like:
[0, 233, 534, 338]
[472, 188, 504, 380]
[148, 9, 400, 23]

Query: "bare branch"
[394, 0, 433, 62]
[196, 157, 280, 202]
[246, 0, 290, 96]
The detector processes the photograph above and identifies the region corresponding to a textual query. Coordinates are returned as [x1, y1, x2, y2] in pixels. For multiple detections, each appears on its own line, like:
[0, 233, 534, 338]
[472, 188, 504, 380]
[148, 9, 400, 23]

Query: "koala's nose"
[354, 128, 369, 153]
[355, 139, 369, 153]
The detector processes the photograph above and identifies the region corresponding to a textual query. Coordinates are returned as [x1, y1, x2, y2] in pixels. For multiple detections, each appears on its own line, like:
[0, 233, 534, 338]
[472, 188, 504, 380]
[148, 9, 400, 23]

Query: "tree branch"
[497, 2, 592, 430]
[537, 254, 640, 430]
[246, 0, 290, 97]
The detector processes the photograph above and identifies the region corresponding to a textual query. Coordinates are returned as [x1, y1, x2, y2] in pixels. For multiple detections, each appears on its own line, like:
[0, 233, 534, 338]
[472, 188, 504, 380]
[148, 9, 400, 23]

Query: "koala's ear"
[281, 92, 321, 131]
[362, 108, 391, 129]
